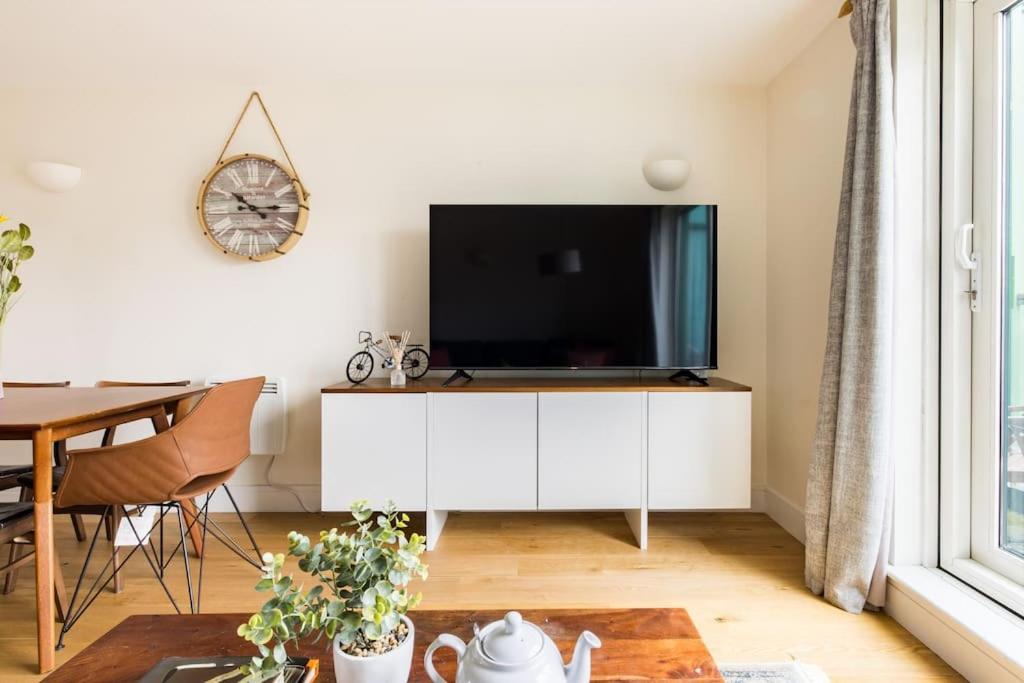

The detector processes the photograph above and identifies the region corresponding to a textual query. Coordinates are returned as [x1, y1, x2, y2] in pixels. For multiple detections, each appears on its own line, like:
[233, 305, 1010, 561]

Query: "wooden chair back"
[94, 380, 189, 388]
[95, 380, 193, 444]
[0, 503, 69, 620]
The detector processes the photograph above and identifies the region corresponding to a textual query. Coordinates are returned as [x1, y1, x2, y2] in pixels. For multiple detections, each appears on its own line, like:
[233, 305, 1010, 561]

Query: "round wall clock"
[197, 153, 309, 261]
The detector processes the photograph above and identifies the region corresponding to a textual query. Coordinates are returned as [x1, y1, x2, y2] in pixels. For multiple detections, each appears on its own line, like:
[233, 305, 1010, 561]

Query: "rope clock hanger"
[196, 91, 311, 262]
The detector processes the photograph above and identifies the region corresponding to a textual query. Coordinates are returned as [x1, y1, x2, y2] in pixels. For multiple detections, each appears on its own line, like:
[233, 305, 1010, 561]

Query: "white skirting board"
[749, 484, 766, 513]
[203, 484, 321, 513]
[763, 486, 806, 544]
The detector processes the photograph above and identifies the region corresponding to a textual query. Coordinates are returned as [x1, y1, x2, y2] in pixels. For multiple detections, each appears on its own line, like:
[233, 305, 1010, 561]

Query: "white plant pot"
[333, 616, 414, 683]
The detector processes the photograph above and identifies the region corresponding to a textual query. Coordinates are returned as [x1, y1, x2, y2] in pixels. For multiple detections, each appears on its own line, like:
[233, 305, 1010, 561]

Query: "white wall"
[765, 20, 856, 535]
[0, 84, 768, 508]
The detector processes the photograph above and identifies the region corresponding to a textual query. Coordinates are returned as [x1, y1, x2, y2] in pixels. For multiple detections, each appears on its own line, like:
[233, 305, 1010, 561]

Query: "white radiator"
[206, 376, 287, 456]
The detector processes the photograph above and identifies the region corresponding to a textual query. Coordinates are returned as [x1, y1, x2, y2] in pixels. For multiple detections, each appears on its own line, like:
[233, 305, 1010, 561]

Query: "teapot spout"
[564, 631, 602, 683]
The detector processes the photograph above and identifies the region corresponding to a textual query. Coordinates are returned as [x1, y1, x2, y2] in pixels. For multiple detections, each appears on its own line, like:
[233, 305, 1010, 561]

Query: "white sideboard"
[321, 377, 751, 550]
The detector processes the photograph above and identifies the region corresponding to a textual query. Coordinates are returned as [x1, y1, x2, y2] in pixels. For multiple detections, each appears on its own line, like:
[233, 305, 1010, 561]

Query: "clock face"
[198, 154, 307, 260]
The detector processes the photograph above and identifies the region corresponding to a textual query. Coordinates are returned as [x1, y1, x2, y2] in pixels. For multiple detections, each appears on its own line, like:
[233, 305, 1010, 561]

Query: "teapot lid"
[481, 612, 543, 664]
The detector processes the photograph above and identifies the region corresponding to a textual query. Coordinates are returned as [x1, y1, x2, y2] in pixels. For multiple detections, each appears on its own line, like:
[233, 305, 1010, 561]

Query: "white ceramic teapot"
[423, 611, 601, 683]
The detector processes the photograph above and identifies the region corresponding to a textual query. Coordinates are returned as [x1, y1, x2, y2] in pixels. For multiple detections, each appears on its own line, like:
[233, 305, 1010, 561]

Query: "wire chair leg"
[176, 503, 195, 614]
[222, 484, 262, 559]
[175, 496, 260, 570]
[119, 505, 182, 614]
[57, 507, 109, 650]
[57, 505, 182, 648]
[158, 502, 165, 578]
[196, 492, 212, 613]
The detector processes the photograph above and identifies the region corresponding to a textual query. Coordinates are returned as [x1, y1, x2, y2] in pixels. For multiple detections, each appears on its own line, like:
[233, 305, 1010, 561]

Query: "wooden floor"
[0, 511, 958, 681]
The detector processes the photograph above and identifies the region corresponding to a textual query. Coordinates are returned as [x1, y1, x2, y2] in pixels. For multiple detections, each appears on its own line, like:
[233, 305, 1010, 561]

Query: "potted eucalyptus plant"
[0, 214, 34, 398]
[235, 500, 428, 683]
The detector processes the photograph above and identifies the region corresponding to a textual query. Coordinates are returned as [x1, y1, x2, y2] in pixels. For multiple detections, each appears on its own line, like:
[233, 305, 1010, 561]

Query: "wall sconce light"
[27, 161, 82, 193]
[642, 159, 690, 191]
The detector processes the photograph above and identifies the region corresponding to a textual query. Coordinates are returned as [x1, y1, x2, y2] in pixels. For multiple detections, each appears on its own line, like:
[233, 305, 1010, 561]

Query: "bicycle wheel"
[346, 351, 375, 384]
[402, 348, 430, 380]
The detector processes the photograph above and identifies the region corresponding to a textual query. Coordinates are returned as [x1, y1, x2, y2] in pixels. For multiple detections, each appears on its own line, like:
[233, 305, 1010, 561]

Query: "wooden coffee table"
[43, 609, 722, 682]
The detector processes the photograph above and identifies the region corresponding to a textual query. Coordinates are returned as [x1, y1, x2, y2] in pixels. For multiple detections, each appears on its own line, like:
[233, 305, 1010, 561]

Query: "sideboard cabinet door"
[321, 393, 427, 511]
[648, 392, 751, 510]
[537, 392, 643, 509]
[430, 393, 538, 510]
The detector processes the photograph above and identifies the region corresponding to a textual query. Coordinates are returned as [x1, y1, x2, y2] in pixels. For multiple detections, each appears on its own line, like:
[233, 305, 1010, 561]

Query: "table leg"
[33, 428, 55, 673]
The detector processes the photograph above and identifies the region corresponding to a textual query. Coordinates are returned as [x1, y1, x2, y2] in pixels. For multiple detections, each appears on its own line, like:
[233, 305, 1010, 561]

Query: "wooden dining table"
[0, 384, 209, 674]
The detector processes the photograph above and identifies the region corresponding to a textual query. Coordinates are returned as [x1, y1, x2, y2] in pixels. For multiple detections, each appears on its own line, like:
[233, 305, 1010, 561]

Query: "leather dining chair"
[0, 502, 69, 623]
[92, 379, 258, 571]
[51, 376, 264, 648]
[93, 381, 192, 549]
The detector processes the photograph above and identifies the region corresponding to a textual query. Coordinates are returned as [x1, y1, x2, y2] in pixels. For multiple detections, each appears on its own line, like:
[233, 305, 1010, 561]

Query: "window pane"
[1002, 0, 1024, 560]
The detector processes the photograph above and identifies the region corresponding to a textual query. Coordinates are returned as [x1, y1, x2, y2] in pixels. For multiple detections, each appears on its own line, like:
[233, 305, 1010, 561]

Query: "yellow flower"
[0, 215, 8, 224]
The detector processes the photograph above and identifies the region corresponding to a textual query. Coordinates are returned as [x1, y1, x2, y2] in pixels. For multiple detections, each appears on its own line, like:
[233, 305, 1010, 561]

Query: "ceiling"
[3, 1, 837, 88]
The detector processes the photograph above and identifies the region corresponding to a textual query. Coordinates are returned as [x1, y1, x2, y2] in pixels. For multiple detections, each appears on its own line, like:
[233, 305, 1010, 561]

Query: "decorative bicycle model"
[346, 330, 430, 384]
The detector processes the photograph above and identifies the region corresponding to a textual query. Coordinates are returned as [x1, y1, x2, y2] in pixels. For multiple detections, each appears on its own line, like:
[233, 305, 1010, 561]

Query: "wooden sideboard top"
[322, 375, 751, 394]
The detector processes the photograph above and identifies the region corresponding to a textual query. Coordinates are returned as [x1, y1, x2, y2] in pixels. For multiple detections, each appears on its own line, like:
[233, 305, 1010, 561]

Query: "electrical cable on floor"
[264, 454, 316, 514]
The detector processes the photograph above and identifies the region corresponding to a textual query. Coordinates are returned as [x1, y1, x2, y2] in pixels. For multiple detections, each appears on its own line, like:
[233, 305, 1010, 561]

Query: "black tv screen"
[429, 204, 717, 370]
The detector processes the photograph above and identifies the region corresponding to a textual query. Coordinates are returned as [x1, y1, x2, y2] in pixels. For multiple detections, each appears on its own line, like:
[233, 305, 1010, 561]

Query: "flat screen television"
[429, 204, 717, 371]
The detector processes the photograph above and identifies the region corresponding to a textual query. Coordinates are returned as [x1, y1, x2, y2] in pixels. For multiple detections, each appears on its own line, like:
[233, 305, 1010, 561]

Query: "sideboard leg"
[426, 509, 448, 551]
[624, 509, 648, 550]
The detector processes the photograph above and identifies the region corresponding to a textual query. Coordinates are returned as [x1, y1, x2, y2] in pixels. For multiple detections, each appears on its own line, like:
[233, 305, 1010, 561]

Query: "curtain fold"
[804, 0, 895, 614]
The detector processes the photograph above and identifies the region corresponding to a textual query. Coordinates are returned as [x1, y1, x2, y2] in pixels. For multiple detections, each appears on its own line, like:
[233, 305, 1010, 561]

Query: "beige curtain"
[804, 0, 895, 614]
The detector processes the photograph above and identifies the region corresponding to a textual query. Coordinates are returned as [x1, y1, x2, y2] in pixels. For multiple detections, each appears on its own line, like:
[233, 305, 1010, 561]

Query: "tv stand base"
[667, 369, 709, 386]
[441, 369, 473, 387]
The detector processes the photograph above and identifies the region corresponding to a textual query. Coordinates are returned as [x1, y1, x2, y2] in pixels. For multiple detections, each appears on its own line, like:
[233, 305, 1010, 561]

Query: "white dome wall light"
[642, 159, 690, 191]
[27, 161, 82, 193]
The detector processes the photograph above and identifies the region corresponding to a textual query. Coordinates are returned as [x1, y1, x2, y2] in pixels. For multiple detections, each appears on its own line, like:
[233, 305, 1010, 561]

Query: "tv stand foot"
[441, 369, 473, 387]
[668, 369, 709, 386]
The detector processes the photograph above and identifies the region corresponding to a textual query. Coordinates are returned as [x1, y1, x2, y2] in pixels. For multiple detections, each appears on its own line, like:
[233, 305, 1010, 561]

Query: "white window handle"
[956, 223, 978, 270]
[956, 223, 980, 312]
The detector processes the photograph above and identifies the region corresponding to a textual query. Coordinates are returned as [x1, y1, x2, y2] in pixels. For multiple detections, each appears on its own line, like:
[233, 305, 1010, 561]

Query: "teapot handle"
[424, 634, 467, 683]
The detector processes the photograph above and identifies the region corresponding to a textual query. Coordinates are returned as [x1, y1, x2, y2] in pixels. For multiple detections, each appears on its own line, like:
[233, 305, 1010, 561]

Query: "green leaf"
[350, 500, 373, 523]
[18, 245, 33, 261]
[272, 642, 287, 665]
[0, 231, 20, 254]
[18, 224, 30, 240]
[381, 610, 400, 632]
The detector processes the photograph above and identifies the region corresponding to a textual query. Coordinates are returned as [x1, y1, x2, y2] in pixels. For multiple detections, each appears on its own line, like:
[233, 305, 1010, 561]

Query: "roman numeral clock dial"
[197, 154, 309, 261]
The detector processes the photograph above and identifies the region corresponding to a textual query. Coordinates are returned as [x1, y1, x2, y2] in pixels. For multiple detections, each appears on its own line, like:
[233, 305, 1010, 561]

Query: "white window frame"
[941, 0, 1024, 614]
[886, 3, 1024, 679]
